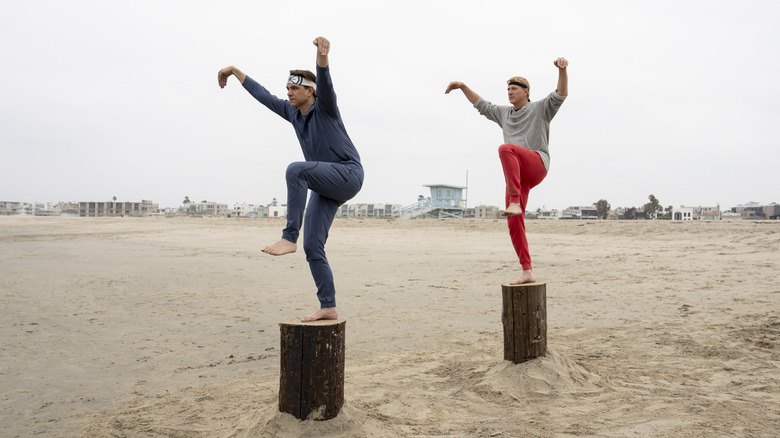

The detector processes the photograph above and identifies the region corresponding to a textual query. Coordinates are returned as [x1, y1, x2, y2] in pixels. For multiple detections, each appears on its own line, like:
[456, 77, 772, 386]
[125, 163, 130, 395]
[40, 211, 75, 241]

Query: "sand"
[1, 216, 778, 437]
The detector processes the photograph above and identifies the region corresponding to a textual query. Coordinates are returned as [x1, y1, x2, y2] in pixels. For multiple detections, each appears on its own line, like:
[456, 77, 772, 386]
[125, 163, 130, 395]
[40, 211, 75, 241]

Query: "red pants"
[498, 144, 547, 270]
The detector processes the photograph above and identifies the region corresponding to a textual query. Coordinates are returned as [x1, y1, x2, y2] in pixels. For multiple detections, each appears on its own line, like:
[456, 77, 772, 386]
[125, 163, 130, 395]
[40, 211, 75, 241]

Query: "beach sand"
[1, 216, 778, 437]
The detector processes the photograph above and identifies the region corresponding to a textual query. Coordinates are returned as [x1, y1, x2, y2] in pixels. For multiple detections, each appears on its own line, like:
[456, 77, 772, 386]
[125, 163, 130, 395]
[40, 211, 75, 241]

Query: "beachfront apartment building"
[0, 201, 62, 216]
[562, 205, 598, 219]
[732, 202, 780, 219]
[183, 200, 230, 217]
[79, 200, 159, 217]
[232, 203, 262, 218]
[474, 205, 501, 219]
[335, 203, 401, 218]
[268, 205, 287, 218]
[765, 203, 780, 219]
[537, 208, 563, 220]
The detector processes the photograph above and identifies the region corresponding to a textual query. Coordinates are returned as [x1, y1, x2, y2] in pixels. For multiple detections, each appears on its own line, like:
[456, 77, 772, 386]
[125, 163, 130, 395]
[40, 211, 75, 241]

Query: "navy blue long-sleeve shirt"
[242, 65, 361, 166]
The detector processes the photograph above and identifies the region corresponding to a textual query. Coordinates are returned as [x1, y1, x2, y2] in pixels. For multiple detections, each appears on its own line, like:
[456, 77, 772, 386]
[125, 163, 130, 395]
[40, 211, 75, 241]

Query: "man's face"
[507, 84, 528, 108]
[286, 84, 313, 108]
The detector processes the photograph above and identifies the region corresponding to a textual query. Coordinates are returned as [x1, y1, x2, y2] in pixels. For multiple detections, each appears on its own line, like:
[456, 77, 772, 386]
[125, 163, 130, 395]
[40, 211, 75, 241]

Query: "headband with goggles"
[288, 74, 317, 90]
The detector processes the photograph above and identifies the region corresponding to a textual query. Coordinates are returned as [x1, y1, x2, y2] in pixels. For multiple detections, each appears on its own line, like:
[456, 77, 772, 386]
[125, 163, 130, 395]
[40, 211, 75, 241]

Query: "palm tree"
[182, 196, 191, 215]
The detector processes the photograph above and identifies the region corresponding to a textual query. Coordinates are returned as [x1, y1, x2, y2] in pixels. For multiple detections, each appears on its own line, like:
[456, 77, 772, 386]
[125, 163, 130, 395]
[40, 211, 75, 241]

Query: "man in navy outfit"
[218, 36, 363, 322]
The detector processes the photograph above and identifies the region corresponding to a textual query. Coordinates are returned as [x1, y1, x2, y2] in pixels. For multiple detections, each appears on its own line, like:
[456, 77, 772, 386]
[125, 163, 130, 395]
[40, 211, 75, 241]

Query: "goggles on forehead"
[288, 74, 317, 90]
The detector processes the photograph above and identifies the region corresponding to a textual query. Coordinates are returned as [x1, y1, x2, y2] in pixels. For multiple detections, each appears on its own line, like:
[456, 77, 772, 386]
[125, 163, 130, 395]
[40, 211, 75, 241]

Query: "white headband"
[288, 74, 317, 90]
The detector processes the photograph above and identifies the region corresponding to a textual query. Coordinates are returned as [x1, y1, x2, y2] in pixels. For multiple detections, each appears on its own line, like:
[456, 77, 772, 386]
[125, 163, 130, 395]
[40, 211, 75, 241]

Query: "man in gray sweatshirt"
[446, 58, 568, 285]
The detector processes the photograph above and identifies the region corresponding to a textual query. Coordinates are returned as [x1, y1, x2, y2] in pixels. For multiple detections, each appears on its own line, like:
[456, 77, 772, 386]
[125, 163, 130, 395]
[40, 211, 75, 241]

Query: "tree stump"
[278, 319, 345, 421]
[501, 283, 547, 363]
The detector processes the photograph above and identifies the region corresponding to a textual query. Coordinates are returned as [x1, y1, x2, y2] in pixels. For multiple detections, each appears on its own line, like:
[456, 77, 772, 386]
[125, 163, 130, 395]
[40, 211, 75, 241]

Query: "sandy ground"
[1, 216, 778, 437]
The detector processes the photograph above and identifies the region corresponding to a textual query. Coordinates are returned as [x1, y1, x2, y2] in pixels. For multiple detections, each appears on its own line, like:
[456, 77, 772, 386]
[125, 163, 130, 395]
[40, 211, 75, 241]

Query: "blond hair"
[507, 76, 530, 100]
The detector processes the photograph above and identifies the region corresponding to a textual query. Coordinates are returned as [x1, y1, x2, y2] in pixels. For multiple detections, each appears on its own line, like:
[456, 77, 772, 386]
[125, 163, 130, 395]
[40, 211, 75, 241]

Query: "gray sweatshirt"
[474, 91, 566, 171]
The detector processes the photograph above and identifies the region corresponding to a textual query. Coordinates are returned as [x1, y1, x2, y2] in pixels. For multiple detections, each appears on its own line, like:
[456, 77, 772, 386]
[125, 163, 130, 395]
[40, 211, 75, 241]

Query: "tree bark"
[502, 283, 547, 363]
[278, 319, 345, 421]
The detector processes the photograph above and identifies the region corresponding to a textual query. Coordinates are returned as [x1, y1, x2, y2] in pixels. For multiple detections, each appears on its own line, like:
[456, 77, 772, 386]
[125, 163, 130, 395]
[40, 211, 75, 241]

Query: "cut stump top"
[279, 319, 346, 327]
[500, 282, 547, 288]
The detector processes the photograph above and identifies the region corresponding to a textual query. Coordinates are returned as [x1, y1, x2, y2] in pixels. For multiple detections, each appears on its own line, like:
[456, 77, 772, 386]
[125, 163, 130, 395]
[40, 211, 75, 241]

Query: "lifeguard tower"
[392, 184, 467, 219]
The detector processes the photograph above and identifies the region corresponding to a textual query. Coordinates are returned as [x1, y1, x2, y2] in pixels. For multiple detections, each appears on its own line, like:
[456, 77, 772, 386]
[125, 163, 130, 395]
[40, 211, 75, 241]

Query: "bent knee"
[285, 162, 303, 179]
[498, 144, 515, 155]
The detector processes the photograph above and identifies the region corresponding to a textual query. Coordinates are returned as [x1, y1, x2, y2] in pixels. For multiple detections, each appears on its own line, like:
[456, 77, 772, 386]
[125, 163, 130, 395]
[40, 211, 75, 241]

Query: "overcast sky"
[2, 0, 777, 211]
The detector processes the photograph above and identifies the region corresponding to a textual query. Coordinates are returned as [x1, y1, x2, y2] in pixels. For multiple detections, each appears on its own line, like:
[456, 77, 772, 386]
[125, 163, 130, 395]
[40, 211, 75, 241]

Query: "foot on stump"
[510, 269, 536, 285]
[301, 307, 338, 322]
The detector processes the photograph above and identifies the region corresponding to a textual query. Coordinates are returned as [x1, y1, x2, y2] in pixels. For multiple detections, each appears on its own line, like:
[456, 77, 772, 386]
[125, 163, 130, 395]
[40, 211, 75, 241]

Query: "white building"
[673, 205, 721, 221]
[562, 205, 598, 219]
[233, 203, 261, 218]
[673, 206, 695, 220]
[268, 205, 287, 218]
[537, 209, 562, 220]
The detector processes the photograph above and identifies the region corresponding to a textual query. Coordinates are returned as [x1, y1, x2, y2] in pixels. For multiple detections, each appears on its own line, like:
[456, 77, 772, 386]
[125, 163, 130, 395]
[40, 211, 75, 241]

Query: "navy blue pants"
[282, 160, 363, 308]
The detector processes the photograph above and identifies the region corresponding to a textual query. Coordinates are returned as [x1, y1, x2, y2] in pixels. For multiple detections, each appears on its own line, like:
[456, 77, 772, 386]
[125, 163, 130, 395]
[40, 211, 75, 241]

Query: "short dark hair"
[289, 69, 316, 97]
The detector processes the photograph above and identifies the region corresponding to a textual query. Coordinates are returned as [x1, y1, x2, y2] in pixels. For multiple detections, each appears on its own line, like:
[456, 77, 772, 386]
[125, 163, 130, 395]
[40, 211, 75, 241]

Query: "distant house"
[474, 205, 500, 219]
[562, 205, 598, 219]
[765, 203, 780, 219]
[673, 206, 695, 221]
[537, 208, 562, 220]
[268, 205, 287, 218]
[184, 201, 229, 217]
[233, 203, 261, 218]
[734, 202, 766, 219]
[364, 203, 398, 217]
[728, 202, 780, 220]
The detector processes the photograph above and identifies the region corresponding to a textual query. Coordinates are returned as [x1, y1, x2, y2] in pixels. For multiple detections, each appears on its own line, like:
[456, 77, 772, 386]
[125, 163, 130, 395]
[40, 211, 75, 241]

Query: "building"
[474, 205, 501, 219]
[765, 203, 780, 219]
[562, 205, 598, 219]
[0, 201, 62, 216]
[728, 202, 780, 220]
[268, 205, 287, 218]
[233, 203, 262, 218]
[733, 202, 766, 219]
[58, 202, 79, 216]
[79, 200, 159, 217]
[536, 208, 562, 220]
[393, 184, 467, 219]
[334, 203, 400, 218]
[673, 206, 695, 221]
[669, 205, 733, 221]
[184, 200, 229, 217]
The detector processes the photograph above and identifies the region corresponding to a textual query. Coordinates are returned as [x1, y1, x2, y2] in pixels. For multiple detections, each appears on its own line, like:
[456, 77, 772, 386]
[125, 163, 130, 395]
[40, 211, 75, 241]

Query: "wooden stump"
[278, 319, 345, 421]
[501, 283, 547, 364]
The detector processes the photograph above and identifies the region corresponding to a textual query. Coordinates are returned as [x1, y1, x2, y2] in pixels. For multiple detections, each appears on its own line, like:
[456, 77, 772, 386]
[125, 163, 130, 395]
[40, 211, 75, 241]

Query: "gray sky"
[2, 0, 778, 211]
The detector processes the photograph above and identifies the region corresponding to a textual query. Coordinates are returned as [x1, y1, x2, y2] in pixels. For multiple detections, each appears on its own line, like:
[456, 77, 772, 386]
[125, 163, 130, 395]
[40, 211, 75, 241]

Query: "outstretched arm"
[445, 81, 480, 104]
[554, 57, 568, 96]
[313, 36, 329, 68]
[217, 66, 246, 88]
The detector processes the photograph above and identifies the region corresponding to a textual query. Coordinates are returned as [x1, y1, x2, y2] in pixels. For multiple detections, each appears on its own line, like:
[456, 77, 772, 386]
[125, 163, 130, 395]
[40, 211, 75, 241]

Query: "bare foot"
[261, 239, 297, 256]
[300, 307, 338, 322]
[510, 269, 536, 284]
[502, 202, 523, 217]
